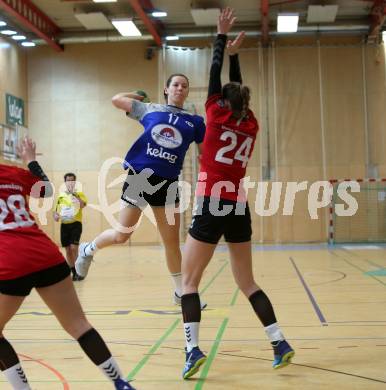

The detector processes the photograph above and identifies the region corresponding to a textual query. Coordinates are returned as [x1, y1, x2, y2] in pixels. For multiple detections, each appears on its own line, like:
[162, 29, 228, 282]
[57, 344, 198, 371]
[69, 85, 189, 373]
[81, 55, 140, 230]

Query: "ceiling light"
[277, 13, 299, 33]
[0, 21, 6, 27]
[1, 30, 17, 35]
[111, 19, 141, 36]
[152, 11, 167, 18]
[12, 35, 26, 40]
[21, 41, 36, 47]
[165, 35, 179, 41]
[93, 0, 117, 2]
[190, 8, 220, 26]
[75, 12, 114, 30]
[307, 5, 338, 23]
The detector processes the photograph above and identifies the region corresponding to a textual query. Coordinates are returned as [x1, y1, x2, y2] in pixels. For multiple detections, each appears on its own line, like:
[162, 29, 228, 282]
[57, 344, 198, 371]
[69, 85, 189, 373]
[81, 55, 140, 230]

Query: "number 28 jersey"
[0, 164, 64, 280]
[197, 93, 259, 202]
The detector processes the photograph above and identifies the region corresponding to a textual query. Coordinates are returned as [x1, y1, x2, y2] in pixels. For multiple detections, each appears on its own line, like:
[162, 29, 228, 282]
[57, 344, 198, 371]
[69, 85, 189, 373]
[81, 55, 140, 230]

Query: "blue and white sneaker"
[272, 340, 295, 369]
[75, 242, 94, 278]
[182, 346, 207, 379]
[114, 377, 136, 390]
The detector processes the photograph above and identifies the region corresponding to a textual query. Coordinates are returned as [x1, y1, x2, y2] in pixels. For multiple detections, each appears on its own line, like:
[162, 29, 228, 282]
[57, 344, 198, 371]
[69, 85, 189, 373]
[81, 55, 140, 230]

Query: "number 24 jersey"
[197, 93, 259, 202]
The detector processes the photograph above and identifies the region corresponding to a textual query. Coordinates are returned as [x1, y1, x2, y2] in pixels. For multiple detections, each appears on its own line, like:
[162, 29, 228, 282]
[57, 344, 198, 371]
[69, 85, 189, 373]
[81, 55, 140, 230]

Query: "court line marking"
[7, 248, 385, 387]
[194, 288, 239, 390]
[216, 352, 386, 385]
[330, 250, 386, 286]
[126, 318, 180, 380]
[10, 335, 386, 346]
[289, 257, 327, 325]
[126, 260, 229, 381]
[18, 353, 69, 389]
[341, 247, 386, 269]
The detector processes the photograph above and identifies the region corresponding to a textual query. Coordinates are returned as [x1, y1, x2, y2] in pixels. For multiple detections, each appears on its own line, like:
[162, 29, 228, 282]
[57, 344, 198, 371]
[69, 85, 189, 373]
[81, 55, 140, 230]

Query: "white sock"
[98, 356, 123, 382]
[184, 322, 200, 352]
[171, 272, 182, 297]
[84, 240, 98, 256]
[3, 363, 31, 390]
[264, 322, 284, 343]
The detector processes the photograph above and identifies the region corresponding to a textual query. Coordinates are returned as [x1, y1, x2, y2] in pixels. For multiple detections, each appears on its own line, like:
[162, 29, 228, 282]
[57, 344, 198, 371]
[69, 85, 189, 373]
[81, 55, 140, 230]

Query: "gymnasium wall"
[0, 37, 27, 164]
[27, 41, 159, 244]
[24, 39, 386, 244]
[261, 44, 386, 242]
[163, 42, 386, 242]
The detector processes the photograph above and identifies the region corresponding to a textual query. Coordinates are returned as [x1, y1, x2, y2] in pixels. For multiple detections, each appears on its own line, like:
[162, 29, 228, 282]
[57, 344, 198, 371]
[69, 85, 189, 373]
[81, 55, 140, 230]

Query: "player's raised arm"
[227, 31, 245, 84]
[111, 91, 148, 113]
[208, 8, 236, 98]
[17, 137, 53, 198]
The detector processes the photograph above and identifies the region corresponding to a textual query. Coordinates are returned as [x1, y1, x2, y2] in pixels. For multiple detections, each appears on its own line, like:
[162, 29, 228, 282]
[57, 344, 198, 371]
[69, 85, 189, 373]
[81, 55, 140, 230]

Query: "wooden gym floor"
[1, 244, 386, 389]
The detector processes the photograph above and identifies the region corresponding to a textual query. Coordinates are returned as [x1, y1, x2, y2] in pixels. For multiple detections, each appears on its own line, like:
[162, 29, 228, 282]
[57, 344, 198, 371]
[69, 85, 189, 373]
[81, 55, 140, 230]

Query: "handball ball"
[136, 90, 150, 103]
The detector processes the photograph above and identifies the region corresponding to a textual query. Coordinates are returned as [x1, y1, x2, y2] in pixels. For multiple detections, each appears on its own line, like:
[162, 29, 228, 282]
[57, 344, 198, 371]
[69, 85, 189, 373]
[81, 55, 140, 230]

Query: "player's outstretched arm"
[208, 8, 236, 98]
[227, 31, 245, 84]
[17, 137, 53, 197]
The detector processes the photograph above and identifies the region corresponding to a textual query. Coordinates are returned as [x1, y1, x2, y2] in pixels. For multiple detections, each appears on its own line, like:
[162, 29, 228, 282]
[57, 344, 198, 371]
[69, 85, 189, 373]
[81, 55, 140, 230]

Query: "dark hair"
[221, 82, 250, 119]
[163, 73, 189, 102]
[64, 172, 76, 181]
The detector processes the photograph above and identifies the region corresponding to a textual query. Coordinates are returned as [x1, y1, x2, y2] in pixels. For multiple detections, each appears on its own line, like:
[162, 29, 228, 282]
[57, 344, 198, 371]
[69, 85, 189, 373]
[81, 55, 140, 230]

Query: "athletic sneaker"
[75, 242, 94, 278]
[174, 292, 208, 310]
[72, 272, 85, 281]
[272, 340, 295, 369]
[182, 346, 207, 379]
[114, 378, 136, 390]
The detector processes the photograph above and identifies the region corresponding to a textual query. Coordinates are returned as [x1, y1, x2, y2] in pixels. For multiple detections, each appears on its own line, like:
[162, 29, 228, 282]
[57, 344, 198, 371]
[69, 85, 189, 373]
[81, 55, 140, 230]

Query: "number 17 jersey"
[197, 93, 259, 202]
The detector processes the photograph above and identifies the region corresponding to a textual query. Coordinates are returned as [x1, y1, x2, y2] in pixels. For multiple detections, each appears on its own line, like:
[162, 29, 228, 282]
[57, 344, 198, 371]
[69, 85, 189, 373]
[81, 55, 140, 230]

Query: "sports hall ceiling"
[0, 0, 384, 51]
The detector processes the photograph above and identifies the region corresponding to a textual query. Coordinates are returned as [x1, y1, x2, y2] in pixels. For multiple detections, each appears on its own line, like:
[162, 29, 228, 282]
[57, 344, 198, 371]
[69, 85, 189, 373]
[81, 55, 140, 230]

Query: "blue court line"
[212, 243, 330, 252]
[289, 257, 327, 326]
[252, 243, 328, 251]
[329, 320, 386, 324]
[334, 243, 386, 249]
[212, 243, 386, 253]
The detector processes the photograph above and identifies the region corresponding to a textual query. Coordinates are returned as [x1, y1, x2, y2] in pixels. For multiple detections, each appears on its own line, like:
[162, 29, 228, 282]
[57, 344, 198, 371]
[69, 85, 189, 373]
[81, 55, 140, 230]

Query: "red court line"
[18, 353, 70, 390]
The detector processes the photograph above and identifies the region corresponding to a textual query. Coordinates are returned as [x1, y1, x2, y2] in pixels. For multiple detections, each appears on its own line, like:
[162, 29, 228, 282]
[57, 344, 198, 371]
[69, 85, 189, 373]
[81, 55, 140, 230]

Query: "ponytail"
[221, 82, 250, 119]
[240, 85, 250, 119]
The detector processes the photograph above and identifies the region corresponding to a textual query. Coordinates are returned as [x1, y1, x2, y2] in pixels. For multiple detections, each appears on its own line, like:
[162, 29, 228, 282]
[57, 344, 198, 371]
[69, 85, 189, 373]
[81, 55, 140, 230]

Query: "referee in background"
[54, 172, 87, 281]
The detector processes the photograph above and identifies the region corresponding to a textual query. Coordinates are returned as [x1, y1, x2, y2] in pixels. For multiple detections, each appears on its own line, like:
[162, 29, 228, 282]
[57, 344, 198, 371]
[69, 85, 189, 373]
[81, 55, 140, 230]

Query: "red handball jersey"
[197, 93, 259, 202]
[0, 164, 65, 280]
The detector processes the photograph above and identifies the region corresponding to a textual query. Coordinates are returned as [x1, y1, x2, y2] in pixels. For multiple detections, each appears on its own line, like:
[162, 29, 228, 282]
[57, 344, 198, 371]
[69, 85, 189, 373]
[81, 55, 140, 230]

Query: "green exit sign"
[6, 93, 24, 126]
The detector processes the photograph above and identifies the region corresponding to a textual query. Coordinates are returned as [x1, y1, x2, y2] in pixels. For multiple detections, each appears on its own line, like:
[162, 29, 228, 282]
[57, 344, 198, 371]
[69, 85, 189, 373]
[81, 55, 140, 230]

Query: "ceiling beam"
[138, 0, 159, 12]
[137, 0, 165, 34]
[127, 0, 162, 46]
[270, 0, 303, 5]
[261, 0, 270, 47]
[0, 0, 63, 52]
[368, 0, 386, 42]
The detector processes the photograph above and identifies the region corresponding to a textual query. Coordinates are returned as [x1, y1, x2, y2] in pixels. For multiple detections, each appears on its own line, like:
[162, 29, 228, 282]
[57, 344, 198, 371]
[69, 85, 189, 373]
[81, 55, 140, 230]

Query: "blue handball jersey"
[124, 101, 206, 179]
